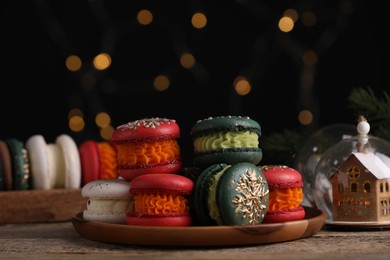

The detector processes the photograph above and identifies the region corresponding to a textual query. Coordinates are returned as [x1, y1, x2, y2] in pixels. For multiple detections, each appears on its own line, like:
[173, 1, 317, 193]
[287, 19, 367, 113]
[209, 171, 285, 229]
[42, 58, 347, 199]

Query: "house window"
[363, 182, 370, 193]
[351, 182, 357, 192]
[381, 200, 388, 216]
[386, 182, 389, 192]
[347, 166, 360, 180]
[338, 183, 344, 193]
[380, 183, 384, 193]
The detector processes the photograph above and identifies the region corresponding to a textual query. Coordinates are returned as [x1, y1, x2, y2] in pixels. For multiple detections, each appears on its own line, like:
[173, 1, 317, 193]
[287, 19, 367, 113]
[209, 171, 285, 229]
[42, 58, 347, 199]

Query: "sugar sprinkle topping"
[117, 118, 175, 130]
[196, 115, 250, 124]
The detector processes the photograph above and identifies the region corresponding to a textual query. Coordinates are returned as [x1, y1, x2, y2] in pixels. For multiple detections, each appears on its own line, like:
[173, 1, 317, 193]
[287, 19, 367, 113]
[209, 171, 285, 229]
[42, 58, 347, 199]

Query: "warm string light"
[234, 0, 355, 129]
[36, 0, 356, 139]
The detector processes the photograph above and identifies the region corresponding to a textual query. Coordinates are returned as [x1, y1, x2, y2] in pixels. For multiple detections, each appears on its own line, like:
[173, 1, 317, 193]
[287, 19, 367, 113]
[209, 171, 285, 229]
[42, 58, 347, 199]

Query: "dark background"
[1, 0, 388, 165]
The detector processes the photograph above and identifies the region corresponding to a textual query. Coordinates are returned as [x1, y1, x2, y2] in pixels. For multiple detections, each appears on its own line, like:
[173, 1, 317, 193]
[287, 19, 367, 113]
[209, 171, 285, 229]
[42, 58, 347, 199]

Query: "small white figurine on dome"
[356, 115, 370, 152]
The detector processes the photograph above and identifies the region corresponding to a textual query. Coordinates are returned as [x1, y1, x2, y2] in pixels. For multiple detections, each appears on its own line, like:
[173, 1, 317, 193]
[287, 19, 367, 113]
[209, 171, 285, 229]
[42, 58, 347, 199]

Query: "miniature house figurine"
[329, 116, 390, 223]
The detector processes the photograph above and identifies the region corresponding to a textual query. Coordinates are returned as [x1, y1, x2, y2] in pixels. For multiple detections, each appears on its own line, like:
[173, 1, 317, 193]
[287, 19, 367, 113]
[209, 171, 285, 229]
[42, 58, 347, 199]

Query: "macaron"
[79, 140, 118, 186]
[259, 165, 305, 223]
[82, 178, 131, 224]
[127, 173, 194, 226]
[0, 140, 12, 190]
[193, 162, 269, 226]
[190, 116, 263, 168]
[25, 134, 81, 189]
[0, 139, 30, 190]
[111, 118, 183, 181]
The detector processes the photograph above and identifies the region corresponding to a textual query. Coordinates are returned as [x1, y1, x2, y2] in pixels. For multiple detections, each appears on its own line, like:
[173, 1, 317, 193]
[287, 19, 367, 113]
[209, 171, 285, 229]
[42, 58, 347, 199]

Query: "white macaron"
[81, 178, 131, 224]
[25, 134, 81, 189]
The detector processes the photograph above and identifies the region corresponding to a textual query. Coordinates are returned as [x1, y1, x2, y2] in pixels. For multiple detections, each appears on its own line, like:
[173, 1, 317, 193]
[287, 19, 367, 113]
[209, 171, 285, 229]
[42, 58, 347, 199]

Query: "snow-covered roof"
[352, 152, 390, 179]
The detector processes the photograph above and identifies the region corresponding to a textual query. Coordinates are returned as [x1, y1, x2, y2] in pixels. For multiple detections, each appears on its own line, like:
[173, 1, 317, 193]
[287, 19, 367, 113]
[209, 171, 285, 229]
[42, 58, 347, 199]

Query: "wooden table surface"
[1, 221, 390, 260]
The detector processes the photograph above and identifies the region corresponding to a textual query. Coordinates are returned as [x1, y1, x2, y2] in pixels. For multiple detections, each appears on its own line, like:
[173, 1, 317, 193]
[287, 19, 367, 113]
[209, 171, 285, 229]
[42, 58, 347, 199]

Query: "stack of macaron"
[82, 117, 194, 226]
[2, 134, 121, 191]
[1, 134, 82, 191]
[1, 115, 306, 227]
[189, 115, 270, 225]
[189, 115, 306, 225]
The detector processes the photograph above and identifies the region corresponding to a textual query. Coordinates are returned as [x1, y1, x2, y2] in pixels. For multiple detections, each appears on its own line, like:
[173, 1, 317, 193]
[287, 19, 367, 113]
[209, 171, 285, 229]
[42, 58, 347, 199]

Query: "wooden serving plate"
[72, 206, 326, 247]
[0, 189, 87, 224]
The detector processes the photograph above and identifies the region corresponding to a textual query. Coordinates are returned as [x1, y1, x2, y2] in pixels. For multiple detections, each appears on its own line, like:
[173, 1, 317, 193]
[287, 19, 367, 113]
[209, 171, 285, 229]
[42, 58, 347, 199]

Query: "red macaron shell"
[262, 206, 306, 223]
[130, 173, 193, 195]
[126, 213, 192, 227]
[111, 118, 180, 142]
[119, 162, 183, 182]
[261, 165, 303, 189]
[79, 140, 100, 186]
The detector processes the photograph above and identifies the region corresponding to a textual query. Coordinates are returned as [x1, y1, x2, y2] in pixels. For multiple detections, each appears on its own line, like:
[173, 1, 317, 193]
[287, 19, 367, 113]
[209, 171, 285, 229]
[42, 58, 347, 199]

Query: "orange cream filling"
[98, 142, 118, 179]
[116, 140, 180, 167]
[133, 193, 189, 214]
[268, 187, 303, 211]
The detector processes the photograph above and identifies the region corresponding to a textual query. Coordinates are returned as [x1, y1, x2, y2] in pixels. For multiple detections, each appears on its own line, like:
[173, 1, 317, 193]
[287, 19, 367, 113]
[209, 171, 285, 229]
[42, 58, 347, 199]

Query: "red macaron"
[126, 173, 194, 226]
[260, 165, 305, 223]
[79, 140, 118, 186]
[111, 118, 183, 181]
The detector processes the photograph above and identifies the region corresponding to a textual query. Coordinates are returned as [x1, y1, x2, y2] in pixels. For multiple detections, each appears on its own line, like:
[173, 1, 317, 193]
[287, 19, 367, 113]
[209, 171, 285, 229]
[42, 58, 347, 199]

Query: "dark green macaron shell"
[6, 138, 30, 190]
[190, 116, 263, 167]
[193, 162, 269, 226]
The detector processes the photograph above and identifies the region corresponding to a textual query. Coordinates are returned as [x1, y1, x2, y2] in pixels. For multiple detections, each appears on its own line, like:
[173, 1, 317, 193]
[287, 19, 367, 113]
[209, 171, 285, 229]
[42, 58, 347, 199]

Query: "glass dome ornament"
[312, 116, 390, 227]
[293, 124, 356, 207]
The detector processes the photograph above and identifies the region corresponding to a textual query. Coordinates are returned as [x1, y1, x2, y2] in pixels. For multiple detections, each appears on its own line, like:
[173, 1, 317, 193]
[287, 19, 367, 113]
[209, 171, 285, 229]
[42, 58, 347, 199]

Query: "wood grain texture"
[0, 189, 87, 224]
[1, 222, 390, 259]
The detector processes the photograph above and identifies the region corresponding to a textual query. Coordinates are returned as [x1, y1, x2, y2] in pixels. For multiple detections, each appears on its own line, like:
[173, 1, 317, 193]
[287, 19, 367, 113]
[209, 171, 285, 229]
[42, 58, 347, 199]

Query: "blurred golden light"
[278, 16, 294, 32]
[303, 50, 318, 66]
[180, 52, 196, 69]
[298, 110, 313, 125]
[301, 12, 317, 27]
[234, 77, 251, 96]
[93, 53, 111, 71]
[137, 9, 153, 25]
[191, 12, 207, 29]
[153, 75, 170, 91]
[100, 125, 115, 141]
[95, 112, 111, 128]
[283, 9, 299, 22]
[69, 115, 85, 132]
[65, 55, 82, 72]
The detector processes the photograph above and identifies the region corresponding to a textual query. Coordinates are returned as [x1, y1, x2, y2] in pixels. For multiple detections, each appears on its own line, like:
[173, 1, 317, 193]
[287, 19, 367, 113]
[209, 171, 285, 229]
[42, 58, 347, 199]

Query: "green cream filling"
[208, 165, 231, 225]
[193, 131, 259, 153]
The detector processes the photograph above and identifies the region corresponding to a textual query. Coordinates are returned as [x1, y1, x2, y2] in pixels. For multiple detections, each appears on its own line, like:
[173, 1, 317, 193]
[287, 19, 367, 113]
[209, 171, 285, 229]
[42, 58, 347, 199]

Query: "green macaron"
[5, 138, 30, 190]
[193, 162, 269, 226]
[190, 116, 263, 168]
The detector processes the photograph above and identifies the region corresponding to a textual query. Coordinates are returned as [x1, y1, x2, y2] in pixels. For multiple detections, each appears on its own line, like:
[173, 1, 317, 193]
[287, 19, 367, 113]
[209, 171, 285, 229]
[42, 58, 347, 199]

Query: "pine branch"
[263, 86, 390, 165]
